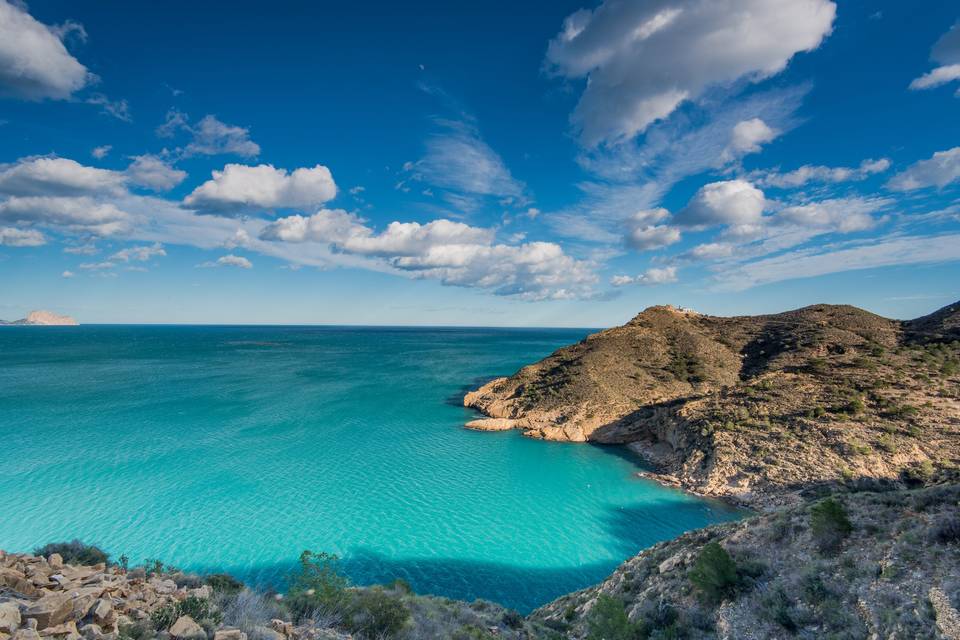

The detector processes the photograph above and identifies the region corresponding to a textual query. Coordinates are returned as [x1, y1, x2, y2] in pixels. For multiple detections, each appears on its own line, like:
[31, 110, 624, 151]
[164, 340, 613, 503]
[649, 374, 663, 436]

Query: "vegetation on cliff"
[465, 301, 960, 507]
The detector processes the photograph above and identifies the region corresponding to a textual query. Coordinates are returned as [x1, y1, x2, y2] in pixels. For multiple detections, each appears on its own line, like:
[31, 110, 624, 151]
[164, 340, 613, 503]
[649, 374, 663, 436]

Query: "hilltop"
[0, 311, 78, 326]
[465, 302, 960, 507]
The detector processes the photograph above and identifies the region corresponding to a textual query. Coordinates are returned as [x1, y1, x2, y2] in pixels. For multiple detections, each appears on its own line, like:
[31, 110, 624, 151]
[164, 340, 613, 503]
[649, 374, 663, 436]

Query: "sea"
[0, 325, 742, 612]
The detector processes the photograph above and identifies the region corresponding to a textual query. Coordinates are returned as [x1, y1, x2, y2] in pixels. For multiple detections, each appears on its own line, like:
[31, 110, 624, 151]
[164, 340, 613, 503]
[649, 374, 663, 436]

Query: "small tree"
[585, 594, 643, 640]
[810, 498, 853, 553]
[284, 550, 350, 622]
[689, 542, 739, 603]
[345, 587, 410, 638]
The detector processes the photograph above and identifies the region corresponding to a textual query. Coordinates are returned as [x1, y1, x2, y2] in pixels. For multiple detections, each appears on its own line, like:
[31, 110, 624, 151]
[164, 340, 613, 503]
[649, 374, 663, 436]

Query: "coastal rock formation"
[465, 302, 960, 507]
[531, 483, 960, 639]
[0, 311, 78, 326]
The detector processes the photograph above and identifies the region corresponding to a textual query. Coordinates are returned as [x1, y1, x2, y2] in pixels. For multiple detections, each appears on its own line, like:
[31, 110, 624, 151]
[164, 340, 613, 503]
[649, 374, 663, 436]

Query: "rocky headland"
[465, 301, 960, 509]
[0, 311, 78, 326]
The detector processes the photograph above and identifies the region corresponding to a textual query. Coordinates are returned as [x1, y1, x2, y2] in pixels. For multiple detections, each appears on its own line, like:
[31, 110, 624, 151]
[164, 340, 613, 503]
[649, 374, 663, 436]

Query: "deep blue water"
[0, 325, 741, 612]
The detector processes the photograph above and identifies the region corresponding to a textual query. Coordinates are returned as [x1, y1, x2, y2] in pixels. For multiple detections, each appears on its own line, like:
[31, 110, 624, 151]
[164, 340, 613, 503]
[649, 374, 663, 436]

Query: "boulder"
[24, 594, 73, 630]
[153, 580, 177, 595]
[213, 629, 246, 640]
[0, 603, 21, 634]
[77, 625, 102, 640]
[90, 600, 112, 627]
[38, 621, 78, 637]
[269, 620, 292, 636]
[12, 630, 41, 640]
[47, 556, 63, 571]
[0, 569, 39, 597]
[168, 616, 205, 640]
[251, 627, 283, 640]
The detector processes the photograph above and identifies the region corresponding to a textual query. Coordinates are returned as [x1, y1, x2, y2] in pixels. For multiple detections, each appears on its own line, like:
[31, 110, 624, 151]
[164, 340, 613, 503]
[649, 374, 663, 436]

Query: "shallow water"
[0, 325, 742, 612]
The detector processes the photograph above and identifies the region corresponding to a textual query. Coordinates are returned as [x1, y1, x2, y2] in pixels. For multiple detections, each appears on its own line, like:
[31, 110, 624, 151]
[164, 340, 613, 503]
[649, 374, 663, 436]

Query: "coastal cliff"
[0, 311, 78, 326]
[465, 302, 960, 507]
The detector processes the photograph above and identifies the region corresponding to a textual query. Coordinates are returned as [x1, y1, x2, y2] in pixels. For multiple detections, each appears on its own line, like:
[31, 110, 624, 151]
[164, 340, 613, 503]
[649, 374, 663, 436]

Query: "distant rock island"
[466, 301, 960, 508]
[0, 310, 78, 326]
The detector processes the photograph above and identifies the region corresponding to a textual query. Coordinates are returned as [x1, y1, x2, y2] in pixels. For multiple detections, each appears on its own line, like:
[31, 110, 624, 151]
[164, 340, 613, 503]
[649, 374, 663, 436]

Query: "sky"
[0, 0, 959, 326]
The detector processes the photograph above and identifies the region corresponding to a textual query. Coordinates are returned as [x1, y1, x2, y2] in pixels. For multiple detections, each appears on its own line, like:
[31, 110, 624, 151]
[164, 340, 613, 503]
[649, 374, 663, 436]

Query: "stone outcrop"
[465, 301, 960, 508]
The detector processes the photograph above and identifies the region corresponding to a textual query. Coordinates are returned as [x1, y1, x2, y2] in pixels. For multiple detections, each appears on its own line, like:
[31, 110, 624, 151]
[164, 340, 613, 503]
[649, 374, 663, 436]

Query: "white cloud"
[260, 210, 596, 300]
[405, 119, 524, 208]
[776, 197, 890, 232]
[718, 233, 960, 291]
[61, 270, 74, 278]
[682, 242, 734, 261]
[0, 196, 131, 235]
[610, 266, 678, 287]
[754, 157, 891, 188]
[156, 111, 260, 158]
[184, 163, 337, 213]
[125, 155, 187, 191]
[0, 226, 45, 246]
[722, 118, 778, 161]
[156, 109, 189, 138]
[110, 242, 166, 262]
[887, 147, 960, 191]
[0, 157, 126, 197]
[91, 145, 112, 159]
[0, 0, 94, 100]
[675, 179, 766, 227]
[198, 254, 253, 269]
[910, 23, 960, 91]
[79, 261, 116, 270]
[627, 224, 681, 251]
[85, 93, 132, 122]
[545, 0, 835, 146]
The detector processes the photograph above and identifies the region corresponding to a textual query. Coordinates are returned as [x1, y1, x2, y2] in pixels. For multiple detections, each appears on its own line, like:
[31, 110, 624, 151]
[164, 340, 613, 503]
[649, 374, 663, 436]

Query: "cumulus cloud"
[627, 224, 681, 251]
[198, 254, 253, 269]
[157, 110, 260, 158]
[125, 155, 187, 191]
[0, 0, 94, 100]
[110, 242, 166, 262]
[0, 157, 126, 197]
[0, 196, 132, 235]
[910, 23, 960, 92]
[887, 147, 960, 191]
[91, 145, 112, 159]
[721, 118, 779, 162]
[675, 179, 766, 227]
[261, 209, 596, 300]
[0, 226, 45, 246]
[776, 197, 891, 232]
[545, 0, 836, 146]
[184, 164, 337, 214]
[610, 266, 678, 287]
[753, 157, 891, 188]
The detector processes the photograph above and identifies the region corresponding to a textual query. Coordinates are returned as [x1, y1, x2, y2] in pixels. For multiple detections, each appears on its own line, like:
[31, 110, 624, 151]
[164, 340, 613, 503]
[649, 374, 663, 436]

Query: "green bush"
[585, 594, 644, 640]
[810, 498, 853, 553]
[34, 540, 109, 566]
[284, 550, 350, 622]
[151, 596, 222, 630]
[344, 587, 410, 638]
[688, 542, 739, 603]
[206, 573, 244, 595]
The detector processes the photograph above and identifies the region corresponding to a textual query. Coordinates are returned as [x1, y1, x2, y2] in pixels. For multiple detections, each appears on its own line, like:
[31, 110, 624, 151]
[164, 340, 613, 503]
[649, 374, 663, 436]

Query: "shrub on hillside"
[585, 594, 643, 640]
[151, 596, 222, 630]
[344, 587, 410, 638]
[810, 498, 853, 553]
[206, 573, 245, 595]
[689, 542, 739, 604]
[284, 550, 350, 622]
[932, 515, 960, 545]
[34, 540, 109, 566]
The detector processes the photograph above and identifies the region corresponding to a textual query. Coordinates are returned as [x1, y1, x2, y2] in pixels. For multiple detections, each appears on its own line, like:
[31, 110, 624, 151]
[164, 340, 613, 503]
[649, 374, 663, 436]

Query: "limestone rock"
[12, 630, 41, 640]
[24, 594, 73, 630]
[168, 616, 206, 640]
[464, 417, 519, 431]
[0, 603, 21, 634]
[213, 629, 246, 640]
[47, 556, 63, 571]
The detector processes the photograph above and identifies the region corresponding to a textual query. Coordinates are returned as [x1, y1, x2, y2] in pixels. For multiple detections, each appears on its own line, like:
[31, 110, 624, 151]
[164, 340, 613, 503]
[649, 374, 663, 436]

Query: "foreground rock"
[532, 483, 960, 639]
[465, 301, 960, 508]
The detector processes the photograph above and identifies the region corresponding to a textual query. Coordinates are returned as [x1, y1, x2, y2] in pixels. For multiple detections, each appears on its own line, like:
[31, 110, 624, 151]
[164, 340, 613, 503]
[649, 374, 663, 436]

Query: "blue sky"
[1, 0, 958, 326]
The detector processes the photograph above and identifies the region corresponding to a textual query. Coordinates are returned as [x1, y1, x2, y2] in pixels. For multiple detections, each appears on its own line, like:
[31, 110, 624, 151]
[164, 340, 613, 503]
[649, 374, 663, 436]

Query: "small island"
[0, 311, 79, 326]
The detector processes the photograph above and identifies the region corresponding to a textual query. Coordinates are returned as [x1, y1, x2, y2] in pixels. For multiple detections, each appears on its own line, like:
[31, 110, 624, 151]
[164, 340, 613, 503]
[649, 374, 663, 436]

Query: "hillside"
[531, 483, 960, 639]
[465, 302, 960, 507]
[0, 311, 78, 326]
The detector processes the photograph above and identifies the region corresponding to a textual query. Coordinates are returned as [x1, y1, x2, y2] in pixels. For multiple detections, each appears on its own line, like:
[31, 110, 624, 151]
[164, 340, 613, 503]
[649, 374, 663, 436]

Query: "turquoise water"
[0, 326, 741, 612]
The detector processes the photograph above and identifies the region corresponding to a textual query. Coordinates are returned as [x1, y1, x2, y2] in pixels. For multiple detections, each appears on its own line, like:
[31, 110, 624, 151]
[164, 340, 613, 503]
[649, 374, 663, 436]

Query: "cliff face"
[465, 302, 960, 507]
[531, 483, 960, 639]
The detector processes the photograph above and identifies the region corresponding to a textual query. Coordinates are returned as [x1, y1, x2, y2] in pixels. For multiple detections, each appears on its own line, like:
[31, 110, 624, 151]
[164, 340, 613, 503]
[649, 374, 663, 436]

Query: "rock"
[251, 627, 283, 640]
[464, 417, 518, 431]
[47, 556, 63, 571]
[76, 625, 101, 640]
[269, 620, 292, 636]
[153, 580, 177, 595]
[0, 569, 39, 597]
[213, 629, 247, 640]
[657, 554, 683, 574]
[168, 616, 206, 640]
[0, 603, 21, 634]
[12, 630, 41, 640]
[38, 621, 78, 637]
[91, 600, 112, 626]
[24, 594, 74, 630]
[188, 586, 211, 600]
